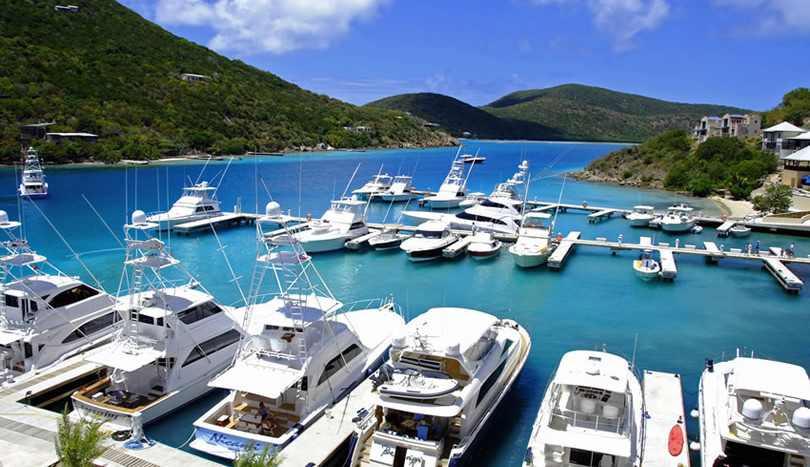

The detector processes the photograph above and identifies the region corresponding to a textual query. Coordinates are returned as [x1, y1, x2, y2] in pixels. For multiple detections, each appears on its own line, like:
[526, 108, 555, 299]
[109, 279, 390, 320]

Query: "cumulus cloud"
[154, 0, 390, 54]
[713, 0, 810, 35]
[530, 0, 671, 51]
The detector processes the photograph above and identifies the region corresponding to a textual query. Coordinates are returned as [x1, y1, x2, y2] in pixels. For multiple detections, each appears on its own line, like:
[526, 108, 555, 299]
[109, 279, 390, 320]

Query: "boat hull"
[423, 196, 464, 209]
[147, 212, 224, 231]
[660, 219, 696, 233]
[633, 261, 660, 281]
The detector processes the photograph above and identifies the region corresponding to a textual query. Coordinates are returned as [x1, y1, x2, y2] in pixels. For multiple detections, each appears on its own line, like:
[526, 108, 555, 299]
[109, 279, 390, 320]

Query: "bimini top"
[402, 307, 498, 360]
[554, 350, 631, 394]
[730, 357, 810, 401]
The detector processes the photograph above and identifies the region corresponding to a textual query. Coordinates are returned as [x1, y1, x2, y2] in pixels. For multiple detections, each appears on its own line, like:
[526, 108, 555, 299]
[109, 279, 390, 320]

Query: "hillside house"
[692, 114, 760, 143]
[54, 5, 79, 12]
[180, 73, 207, 83]
[45, 132, 98, 143]
[762, 121, 808, 158]
[781, 146, 810, 187]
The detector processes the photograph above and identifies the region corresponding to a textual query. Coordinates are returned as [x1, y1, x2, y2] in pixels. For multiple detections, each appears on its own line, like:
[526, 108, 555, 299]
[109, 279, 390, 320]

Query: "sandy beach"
[711, 196, 754, 218]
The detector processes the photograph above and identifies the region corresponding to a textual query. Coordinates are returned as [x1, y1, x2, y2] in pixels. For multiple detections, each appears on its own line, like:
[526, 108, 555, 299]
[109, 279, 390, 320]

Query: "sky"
[118, 0, 810, 111]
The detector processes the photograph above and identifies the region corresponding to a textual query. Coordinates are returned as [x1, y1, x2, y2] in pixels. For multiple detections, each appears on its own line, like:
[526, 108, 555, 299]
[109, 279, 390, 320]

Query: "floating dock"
[587, 209, 619, 223]
[345, 230, 382, 250]
[658, 249, 677, 281]
[547, 231, 581, 269]
[173, 212, 258, 235]
[715, 220, 735, 237]
[641, 371, 690, 467]
[763, 257, 804, 293]
[442, 236, 472, 258]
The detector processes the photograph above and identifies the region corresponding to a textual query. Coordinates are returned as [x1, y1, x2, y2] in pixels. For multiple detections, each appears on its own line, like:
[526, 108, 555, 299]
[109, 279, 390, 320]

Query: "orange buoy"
[668, 424, 684, 456]
[306, 213, 312, 221]
[582, 201, 588, 208]
[556, 233, 563, 242]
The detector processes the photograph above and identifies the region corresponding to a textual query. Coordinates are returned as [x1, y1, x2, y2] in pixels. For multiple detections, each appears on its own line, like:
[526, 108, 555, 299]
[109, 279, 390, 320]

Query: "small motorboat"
[400, 220, 458, 262]
[368, 228, 406, 251]
[633, 250, 660, 281]
[625, 205, 655, 227]
[460, 153, 485, 164]
[466, 231, 501, 260]
[729, 223, 751, 237]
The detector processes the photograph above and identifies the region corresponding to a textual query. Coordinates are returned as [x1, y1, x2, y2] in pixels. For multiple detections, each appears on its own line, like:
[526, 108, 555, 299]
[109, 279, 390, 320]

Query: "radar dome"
[792, 406, 810, 430]
[742, 398, 763, 422]
[131, 210, 147, 225]
[265, 201, 282, 218]
[392, 333, 407, 349]
[0, 211, 8, 224]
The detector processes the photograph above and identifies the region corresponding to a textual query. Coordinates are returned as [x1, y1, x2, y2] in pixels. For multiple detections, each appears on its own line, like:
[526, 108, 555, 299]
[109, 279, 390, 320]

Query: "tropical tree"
[233, 441, 284, 467]
[752, 183, 793, 213]
[54, 407, 108, 467]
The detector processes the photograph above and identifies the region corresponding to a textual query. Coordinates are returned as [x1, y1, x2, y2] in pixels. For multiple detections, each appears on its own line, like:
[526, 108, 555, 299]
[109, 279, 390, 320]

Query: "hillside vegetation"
[0, 1, 451, 163]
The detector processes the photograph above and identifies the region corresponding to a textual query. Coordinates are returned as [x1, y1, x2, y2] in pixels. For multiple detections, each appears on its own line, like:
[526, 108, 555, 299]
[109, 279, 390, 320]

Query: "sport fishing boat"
[523, 350, 644, 467]
[146, 181, 223, 230]
[345, 307, 531, 467]
[0, 211, 118, 384]
[460, 150, 485, 164]
[508, 211, 556, 268]
[18, 147, 48, 199]
[71, 211, 243, 431]
[632, 250, 660, 281]
[697, 351, 810, 467]
[376, 175, 421, 203]
[466, 231, 501, 260]
[624, 205, 655, 228]
[290, 196, 369, 253]
[352, 173, 393, 201]
[421, 155, 470, 209]
[190, 202, 405, 459]
[659, 204, 696, 233]
[399, 220, 459, 262]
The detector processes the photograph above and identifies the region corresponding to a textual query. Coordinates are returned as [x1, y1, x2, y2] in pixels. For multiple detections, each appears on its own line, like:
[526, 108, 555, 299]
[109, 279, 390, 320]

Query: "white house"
[761, 121, 807, 157]
[693, 114, 761, 143]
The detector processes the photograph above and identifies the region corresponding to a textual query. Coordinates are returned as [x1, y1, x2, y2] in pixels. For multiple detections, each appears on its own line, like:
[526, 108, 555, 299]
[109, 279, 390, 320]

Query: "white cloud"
[713, 0, 810, 35]
[154, 0, 390, 54]
[530, 0, 671, 51]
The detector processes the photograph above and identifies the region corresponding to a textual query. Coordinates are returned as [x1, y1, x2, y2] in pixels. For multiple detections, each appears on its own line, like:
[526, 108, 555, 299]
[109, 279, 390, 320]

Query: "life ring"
[556, 233, 563, 242]
[112, 430, 131, 441]
[124, 439, 143, 450]
[582, 201, 588, 208]
[306, 213, 312, 221]
[721, 215, 727, 222]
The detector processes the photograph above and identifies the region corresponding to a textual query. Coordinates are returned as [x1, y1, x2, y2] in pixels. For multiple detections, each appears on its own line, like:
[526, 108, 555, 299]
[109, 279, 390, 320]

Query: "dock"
[442, 236, 472, 258]
[763, 257, 804, 293]
[587, 209, 619, 223]
[702, 241, 723, 262]
[548, 231, 581, 269]
[658, 249, 677, 281]
[345, 230, 382, 250]
[172, 212, 259, 235]
[715, 220, 735, 237]
[641, 371, 690, 467]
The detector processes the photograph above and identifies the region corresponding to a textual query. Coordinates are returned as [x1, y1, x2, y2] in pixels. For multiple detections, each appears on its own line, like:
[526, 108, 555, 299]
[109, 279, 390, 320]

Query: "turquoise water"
[2, 140, 809, 466]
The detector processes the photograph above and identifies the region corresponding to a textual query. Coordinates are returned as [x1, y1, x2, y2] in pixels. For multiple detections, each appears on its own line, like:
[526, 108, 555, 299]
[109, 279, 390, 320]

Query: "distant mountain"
[0, 1, 452, 163]
[368, 85, 753, 143]
[483, 84, 753, 142]
[365, 93, 562, 140]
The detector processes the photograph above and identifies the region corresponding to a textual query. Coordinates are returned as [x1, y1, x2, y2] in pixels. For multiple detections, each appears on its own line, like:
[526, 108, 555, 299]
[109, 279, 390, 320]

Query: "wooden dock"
[641, 371, 690, 466]
[548, 231, 580, 269]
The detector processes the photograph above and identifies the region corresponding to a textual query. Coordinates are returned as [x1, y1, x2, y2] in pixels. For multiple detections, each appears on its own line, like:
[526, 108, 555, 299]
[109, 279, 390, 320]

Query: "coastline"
[711, 196, 754, 218]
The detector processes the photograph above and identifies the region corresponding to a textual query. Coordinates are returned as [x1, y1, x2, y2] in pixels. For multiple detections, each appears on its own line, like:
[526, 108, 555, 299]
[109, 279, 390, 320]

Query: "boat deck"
[641, 371, 690, 466]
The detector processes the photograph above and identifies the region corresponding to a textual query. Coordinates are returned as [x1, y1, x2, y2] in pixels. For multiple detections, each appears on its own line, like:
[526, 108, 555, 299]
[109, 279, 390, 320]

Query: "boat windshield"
[416, 229, 445, 239]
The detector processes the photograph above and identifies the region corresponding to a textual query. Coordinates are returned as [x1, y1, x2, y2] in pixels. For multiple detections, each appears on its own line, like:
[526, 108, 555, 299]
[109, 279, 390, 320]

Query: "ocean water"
[2, 140, 809, 466]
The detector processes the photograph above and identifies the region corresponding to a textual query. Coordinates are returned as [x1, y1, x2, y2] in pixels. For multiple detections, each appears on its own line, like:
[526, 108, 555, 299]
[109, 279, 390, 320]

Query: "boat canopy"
[0, 330, 23, 346]
[537, 427, 631, 458]
[0, 252, 46, 267]
[86, 345, 165, 372]
[554, 350, 630, 394]
[375, 392, 464, 417]
[405, 307, 498, 360]
[731, 357, 810, 401]
[208, 362, 302, 399]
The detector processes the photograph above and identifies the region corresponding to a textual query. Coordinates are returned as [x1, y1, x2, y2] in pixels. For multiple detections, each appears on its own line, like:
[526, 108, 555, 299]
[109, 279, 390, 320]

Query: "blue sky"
[119, 0, 810, 111]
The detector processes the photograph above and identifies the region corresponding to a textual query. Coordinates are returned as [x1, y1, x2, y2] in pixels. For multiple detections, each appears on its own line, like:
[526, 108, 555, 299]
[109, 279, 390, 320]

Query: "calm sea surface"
[3, 140, 809, 466]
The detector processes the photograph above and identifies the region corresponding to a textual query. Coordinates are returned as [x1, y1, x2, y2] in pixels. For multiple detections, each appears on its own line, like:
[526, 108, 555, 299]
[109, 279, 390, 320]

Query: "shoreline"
[710, 196, 754, 218]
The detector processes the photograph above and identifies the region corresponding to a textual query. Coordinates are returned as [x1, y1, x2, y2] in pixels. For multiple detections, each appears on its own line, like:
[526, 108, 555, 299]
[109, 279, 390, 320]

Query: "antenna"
[630, 333, 639, 373]
[551, 173, 567, 237]
[341, 163, 361, 199]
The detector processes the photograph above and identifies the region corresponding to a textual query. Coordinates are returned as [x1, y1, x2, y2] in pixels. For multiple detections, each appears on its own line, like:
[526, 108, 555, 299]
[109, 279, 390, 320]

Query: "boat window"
[47, 284, 101, 309]
[181, 329, 241, 367]
[317, 344, 363, 386]
[500, 339, 514, 357]
[157, 357, 175, 369]
[475, 360, 507, 407]
[416, 230, 443, 239]
[176, 301, 223, 325]
[62, 312, 117, 344]
[265, 325, 280, 331]
[349, 222, 366, 230]
[195, 206, 206, 213]
[569, 449, 607, 467]
[3, 295, 18, 308]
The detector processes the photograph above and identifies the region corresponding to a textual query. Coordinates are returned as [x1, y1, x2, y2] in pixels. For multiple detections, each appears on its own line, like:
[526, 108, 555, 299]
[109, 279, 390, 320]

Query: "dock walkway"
[548, 231, 581, 269]
[173, 212, 259, 235]
[641, 371, 690, 466]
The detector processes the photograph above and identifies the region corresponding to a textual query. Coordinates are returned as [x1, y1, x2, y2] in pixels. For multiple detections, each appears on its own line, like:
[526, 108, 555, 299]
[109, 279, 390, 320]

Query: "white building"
[693, 114, 761, 143]
[761, 121, 807, 158]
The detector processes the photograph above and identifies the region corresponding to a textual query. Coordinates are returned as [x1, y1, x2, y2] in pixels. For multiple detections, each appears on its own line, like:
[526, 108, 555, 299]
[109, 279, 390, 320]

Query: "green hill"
[365, 93, 562, 140]
[482, 84, 753, 142]
[0, 1, 452, 163]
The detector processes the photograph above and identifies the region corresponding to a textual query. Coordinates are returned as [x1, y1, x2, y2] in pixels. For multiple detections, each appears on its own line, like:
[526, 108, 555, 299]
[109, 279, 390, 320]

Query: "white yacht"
[368, 227, 406, 251]
[19, 147, 48, 199]
[190, 202, 405, 459]
[421, 156, 469, 209]
[346, 307, 531, 467]
[0, 211, 118, 383]
[147, 181, 223, 230]
[403, 198, 522, 235]
[624, 205, 655, 228]
[289, 196, 369, 252]
[466, 231, 501, 260]
[71, 211, 242, 431]
[659, 204, 696, 233]
[523, 350, 644, 467]
[460, 152, 485, 164]
[632, 250, 660, 281]
[459, 160, 528, 209]
[353, 173, 393, 201]
[508, 211, 556, 268]
[376, 175, 420, 203]
[400, 220, 459, 262]
[729, 223, 751, 237]
[698, 352, 810, 467]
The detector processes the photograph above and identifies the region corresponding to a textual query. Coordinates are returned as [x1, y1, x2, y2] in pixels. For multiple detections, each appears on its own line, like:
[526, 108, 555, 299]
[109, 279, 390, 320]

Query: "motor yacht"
[346, 307, 531, 467]
[146, 181, 223, 230]
[71, 211, 242, 431]
[523, 350, 644, 467]
[399, 220, 459, 262]
[0, 211, 118, 384]
[697, 352, 810, 467]
[508, 211, 556, 268]
[404, 198, 522, 235]
[659, 204, 696, 233]
[190, 202, 405, 459]
[632, 250, 660, 281]
[624, 205, 655, 228]
[466, 231, 501, 260]
[18, 147, 48, 199]
[376, 175, 421, 203]
[352, 173, 393, 201]
[459, 160, 528, 209]
[460, 152, 485, 164]
[421, 155, 470, 209]
[289, 196, 369, 252]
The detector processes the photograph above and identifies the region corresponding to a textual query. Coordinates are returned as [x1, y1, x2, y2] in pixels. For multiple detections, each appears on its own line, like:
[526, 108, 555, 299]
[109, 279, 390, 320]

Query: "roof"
[763, 122, 806, 133]
[783, 146, 810, 162]
[208, 355, 302, 399]
[790, 132, 810, 141]
[731, 357, 810, 400]
[404, 307, 497, 358]
[554, 350, 632, 394]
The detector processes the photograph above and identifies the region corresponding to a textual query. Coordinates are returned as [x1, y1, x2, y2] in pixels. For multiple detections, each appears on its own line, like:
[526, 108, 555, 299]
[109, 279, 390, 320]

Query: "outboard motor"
[706, 357, 714, 373]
